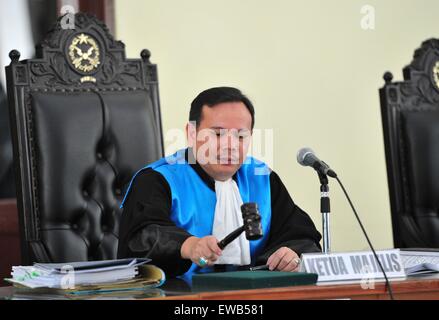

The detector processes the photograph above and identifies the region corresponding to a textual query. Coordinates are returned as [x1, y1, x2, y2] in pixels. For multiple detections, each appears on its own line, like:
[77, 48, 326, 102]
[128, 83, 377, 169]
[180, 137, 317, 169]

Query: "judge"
[118, 87, 322, 278]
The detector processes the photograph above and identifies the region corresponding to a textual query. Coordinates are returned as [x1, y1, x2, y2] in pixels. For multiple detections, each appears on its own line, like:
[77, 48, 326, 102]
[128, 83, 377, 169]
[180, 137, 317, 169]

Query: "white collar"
[212, 179, 251, 265]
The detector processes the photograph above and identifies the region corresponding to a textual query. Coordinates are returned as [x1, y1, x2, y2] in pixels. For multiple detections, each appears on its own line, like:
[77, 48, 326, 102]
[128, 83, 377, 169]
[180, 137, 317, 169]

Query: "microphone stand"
[318, 172, 331, 253]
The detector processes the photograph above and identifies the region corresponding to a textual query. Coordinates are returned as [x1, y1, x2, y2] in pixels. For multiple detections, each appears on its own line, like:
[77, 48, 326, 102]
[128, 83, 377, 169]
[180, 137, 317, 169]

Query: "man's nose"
[227, 132, 239, 150]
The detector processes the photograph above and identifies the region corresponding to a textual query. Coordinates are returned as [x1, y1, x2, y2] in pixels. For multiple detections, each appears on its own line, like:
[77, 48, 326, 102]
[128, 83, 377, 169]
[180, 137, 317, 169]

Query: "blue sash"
[121, 149, 272, 277]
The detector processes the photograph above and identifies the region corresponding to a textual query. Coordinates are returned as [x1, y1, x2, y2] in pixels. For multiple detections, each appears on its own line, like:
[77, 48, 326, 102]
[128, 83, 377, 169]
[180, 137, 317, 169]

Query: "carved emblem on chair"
[432, 60, 439, 90]
[68, 33, 101, 73]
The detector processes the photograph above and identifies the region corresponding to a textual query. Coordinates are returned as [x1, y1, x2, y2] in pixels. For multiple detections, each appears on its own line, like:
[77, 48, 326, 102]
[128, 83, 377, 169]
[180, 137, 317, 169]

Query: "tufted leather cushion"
[401, 110, 439, 246]
[30, 89, 161, 262]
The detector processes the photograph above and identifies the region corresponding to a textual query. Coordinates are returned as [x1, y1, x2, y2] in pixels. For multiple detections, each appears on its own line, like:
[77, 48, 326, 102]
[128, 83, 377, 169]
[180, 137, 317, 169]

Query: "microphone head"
[297, 147, 316, 167]
[241, 203, 263, 241]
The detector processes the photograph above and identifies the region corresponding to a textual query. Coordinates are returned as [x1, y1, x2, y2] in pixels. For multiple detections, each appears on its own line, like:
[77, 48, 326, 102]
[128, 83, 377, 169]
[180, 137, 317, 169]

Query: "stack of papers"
[400, 249, 439, 275]
[5, 258, 156, 289]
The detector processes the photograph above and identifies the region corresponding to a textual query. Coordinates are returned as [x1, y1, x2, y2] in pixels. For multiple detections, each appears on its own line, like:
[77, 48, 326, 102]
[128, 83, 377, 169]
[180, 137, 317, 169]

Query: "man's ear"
[186, 121, 197, 147]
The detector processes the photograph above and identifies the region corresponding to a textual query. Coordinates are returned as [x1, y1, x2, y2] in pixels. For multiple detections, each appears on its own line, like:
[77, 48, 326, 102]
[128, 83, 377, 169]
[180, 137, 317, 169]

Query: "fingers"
[206, 236, 223, 256]
[194, 236, 222, 267]
[196, 255, 216, 267]
[267, 247, 288, 270]
[283, 256, 301, 272]
[277, 251, 293, 270]
[201, 236, 221, 261]
[200, 250, 219, 262]
[267, 247, 300, 272]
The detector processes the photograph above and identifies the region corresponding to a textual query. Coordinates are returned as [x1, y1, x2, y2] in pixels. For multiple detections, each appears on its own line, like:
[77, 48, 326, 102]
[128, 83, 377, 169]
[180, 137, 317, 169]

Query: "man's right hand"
[180, 236, 223, 267]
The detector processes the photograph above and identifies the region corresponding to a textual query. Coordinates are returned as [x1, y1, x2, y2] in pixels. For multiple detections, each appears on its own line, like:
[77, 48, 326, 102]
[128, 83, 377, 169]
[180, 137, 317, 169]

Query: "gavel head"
[241, 202, 263, 241]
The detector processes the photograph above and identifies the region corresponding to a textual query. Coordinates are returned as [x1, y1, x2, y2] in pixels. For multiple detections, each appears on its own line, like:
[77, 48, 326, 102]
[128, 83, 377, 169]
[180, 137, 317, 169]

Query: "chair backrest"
[379, 39, 439, 248]
[5, 13, 164, 264]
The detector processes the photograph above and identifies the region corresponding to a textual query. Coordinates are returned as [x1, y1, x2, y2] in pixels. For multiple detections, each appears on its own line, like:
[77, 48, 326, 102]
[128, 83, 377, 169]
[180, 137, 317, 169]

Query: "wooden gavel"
[217, 202, 263, 249]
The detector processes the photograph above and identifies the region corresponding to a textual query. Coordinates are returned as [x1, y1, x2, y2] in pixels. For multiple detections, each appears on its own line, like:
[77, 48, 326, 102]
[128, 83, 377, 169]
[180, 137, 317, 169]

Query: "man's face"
[187, 101, 252, 181]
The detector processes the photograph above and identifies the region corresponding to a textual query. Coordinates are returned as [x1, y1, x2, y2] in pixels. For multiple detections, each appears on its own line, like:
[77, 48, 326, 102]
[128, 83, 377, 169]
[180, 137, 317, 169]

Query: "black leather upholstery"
[400, 110, 439, 245]
[5, 13, 164, 263]
[379, 39, 439, 248]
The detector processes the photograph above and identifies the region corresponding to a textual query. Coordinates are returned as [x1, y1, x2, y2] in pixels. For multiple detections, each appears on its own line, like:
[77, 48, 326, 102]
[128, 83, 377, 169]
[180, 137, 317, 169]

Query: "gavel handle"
[217, 225, 245, 250]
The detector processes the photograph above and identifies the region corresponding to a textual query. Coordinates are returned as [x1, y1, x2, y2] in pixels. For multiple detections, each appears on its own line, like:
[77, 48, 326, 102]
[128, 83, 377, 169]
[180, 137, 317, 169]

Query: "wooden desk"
[154, 274, 439, 300]
[1, 274, 438, 300]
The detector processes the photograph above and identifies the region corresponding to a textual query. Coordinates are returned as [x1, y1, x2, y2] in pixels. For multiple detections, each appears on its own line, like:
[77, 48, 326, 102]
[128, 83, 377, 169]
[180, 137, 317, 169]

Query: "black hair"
[189, 87, 255, 129]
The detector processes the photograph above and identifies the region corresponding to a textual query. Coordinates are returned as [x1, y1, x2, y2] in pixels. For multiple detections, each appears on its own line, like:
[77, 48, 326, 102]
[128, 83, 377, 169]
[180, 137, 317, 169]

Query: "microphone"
[296, 147, 337, 178]
[296, 147, 395, 299]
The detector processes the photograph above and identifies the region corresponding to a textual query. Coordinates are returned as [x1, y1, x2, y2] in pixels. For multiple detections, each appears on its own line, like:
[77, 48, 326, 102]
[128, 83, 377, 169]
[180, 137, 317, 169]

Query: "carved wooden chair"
[380, 39, 439, 248]
[5, 13, 164, 264]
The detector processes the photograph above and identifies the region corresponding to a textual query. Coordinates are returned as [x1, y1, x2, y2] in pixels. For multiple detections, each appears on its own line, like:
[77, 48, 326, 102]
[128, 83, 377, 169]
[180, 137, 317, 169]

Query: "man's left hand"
[266, 247, 300, 272]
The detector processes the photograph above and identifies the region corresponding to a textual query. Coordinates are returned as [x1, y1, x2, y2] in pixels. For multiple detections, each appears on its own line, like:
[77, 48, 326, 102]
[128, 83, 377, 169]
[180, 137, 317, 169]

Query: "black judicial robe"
[117, 159, 322, 277]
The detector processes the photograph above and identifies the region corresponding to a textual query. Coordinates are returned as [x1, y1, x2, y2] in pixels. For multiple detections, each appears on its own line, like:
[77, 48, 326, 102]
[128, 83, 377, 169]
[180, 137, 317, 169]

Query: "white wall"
[0, 0, 33, 90]
[115, 0, 439, 252]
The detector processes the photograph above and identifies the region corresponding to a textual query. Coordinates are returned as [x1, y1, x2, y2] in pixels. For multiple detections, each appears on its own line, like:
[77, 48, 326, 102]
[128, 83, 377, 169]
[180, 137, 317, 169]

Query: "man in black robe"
[118, 87, 321, 277]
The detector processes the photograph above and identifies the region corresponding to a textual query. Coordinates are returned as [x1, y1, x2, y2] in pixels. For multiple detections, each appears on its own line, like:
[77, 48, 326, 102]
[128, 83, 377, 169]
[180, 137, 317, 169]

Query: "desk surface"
[1, 273, 439, 300]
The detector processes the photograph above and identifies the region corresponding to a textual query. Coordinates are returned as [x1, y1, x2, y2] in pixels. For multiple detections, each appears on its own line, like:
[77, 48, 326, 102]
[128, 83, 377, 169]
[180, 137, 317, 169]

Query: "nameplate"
[300, 249, 406, 282]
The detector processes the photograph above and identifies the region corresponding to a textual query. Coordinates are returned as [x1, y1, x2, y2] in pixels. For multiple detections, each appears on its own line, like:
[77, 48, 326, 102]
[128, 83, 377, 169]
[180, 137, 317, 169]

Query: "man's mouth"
[218, 157, 239, 164]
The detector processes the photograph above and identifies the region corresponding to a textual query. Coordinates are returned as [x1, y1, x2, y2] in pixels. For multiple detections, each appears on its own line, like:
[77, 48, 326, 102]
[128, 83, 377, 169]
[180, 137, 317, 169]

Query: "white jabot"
[212, 178, 251, 265]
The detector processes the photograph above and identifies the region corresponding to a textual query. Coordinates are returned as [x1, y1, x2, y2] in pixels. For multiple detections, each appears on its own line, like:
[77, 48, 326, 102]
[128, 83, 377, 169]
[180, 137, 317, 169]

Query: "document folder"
[192, 271, 318, 291]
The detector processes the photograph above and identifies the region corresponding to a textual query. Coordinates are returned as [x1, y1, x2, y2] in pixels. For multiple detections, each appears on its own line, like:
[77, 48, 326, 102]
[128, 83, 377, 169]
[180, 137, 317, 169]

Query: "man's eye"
[212, 130, 250, 139]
